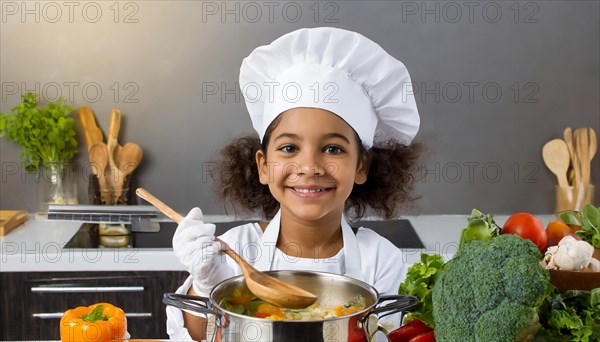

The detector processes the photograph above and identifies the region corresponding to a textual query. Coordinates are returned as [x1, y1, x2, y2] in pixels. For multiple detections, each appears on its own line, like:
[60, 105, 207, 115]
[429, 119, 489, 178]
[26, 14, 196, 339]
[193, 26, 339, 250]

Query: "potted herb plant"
[1, 92, 79, 213]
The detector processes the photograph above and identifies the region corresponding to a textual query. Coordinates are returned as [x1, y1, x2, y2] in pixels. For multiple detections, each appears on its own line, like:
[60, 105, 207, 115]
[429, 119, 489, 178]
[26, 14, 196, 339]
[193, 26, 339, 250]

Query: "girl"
[167, 27, 421, 341]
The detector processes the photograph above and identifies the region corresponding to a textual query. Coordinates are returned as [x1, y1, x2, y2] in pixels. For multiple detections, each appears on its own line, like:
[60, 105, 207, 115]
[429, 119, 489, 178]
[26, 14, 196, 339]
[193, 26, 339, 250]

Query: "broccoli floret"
[432, 234, 552, 342]
[475, 299, 541, 342]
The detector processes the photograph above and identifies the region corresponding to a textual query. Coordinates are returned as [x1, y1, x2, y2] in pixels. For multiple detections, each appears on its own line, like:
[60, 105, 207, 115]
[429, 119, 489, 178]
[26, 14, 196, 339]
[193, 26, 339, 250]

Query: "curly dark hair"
[215, 134, 279, 218]
[214, 118, 421, 220]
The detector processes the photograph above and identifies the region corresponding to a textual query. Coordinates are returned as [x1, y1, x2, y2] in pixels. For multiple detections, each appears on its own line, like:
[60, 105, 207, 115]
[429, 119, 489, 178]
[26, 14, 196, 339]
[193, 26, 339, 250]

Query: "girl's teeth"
[295, 188, 323, 193]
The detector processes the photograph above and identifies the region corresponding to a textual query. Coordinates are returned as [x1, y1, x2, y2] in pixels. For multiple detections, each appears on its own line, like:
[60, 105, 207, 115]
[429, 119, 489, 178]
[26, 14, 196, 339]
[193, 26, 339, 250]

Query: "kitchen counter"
[1, 214, 557, 272]
[0, 217, 184, 272]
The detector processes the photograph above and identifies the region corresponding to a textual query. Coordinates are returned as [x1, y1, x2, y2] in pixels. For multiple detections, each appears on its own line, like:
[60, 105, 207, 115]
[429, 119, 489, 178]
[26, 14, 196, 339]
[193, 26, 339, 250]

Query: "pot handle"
[371, 294, 419, 319]
[163, 293, 221, 317]
[363, 294, 419, 341]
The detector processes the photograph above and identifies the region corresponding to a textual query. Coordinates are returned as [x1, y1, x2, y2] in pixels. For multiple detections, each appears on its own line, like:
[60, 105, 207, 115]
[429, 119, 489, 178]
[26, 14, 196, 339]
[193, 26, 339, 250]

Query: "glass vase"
[36, 161, 78, 215]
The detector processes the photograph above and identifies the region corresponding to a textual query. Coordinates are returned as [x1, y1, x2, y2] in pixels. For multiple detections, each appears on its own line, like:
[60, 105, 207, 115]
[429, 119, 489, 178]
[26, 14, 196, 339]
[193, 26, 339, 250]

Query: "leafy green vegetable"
[537, 289, 600, 341]
[432, 234, 553, 342]
[398, 253, 445, 328]
[0, 93, 78, 172]
[559, 204, 600, 248]
[458, 208, 501, 252]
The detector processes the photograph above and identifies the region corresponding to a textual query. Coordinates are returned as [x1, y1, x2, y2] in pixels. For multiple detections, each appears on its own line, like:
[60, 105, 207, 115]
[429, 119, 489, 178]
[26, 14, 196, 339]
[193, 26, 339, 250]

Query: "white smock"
[166, 210, 408, 341]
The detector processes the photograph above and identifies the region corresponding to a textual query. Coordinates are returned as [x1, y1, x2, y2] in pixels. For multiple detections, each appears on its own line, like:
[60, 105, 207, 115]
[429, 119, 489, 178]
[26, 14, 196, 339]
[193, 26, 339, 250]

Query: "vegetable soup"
[219, 288, 367, 320]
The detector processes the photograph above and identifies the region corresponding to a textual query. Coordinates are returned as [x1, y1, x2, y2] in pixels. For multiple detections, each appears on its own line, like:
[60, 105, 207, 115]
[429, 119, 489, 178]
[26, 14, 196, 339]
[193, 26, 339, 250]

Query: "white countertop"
[0, 217, 185, 272]
[1, 214, 556, 273]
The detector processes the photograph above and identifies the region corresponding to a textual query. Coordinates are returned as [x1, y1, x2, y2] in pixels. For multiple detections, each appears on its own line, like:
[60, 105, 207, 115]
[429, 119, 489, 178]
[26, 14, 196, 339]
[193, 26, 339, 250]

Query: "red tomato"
[409, 331, 436, 342]
[388, 319, 432, 342]
[502, 213, 547, 252]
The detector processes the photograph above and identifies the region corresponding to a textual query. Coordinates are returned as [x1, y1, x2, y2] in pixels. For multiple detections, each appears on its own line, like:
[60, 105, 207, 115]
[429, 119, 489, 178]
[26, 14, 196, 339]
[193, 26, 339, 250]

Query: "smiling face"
[255, 107, 368, 223]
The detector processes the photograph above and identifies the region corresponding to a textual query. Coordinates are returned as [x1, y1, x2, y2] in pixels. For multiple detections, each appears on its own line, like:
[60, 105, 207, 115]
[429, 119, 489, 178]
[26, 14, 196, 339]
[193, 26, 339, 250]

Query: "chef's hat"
[239, 27, 420, 147]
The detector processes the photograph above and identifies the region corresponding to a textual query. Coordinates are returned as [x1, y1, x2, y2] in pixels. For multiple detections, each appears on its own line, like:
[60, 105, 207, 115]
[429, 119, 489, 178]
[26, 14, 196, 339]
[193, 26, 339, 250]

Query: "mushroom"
[543, 236, 594, 271]
[587, 258, 600, 272]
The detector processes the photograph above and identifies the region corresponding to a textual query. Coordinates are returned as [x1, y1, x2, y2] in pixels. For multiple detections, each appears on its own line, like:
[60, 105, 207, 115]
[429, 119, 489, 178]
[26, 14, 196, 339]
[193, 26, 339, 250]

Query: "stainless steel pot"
[163, 270, 418, 342]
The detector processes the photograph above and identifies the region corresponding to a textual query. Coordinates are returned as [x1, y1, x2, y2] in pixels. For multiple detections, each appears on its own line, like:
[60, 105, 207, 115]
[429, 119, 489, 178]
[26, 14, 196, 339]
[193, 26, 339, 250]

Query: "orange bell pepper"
[60, 303, 127, 342]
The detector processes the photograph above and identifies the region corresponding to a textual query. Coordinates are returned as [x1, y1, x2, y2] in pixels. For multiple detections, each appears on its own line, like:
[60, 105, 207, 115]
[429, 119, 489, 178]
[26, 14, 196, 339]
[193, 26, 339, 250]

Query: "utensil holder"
[88, 174, 134, 205]
[555, 184, 595, 212]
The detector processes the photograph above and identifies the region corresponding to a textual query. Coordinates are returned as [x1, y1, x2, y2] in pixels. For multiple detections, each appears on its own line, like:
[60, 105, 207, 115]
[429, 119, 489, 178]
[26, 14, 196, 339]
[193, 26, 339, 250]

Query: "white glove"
[173, 207, 231, 295]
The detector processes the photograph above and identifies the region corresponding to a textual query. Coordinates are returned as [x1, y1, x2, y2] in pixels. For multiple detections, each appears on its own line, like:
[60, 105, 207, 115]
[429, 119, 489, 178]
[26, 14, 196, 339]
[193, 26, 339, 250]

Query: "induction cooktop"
[63, 220, 424, 249]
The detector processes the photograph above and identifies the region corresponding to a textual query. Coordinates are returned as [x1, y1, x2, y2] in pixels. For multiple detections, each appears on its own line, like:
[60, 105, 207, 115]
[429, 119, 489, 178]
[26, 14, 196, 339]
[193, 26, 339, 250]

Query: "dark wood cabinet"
[0, 271, 188, 340]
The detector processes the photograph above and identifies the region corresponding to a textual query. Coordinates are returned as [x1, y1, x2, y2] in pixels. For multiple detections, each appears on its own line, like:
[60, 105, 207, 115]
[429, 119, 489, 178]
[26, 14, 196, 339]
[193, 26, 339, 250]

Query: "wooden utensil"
[78, 107, 103, 150]
[574, 128, 590, 210]
[106, 109, 122, 191]
[564, 128, 580, 185]
[90, 126, 103, 147]
[116, 143, 143, 174]
[107, 109, 121, 161]
[89, 142, 110, 204]
[574, 128, 589, 185]
[78, 107, 93, 150]
[113, 143, 143, 202]
[567, 167, 575, 186]
[542, 139, 570, 188]
[0, 210, 28, 236]
[135, 188, 318, 309]
[589, 127, 597, 163]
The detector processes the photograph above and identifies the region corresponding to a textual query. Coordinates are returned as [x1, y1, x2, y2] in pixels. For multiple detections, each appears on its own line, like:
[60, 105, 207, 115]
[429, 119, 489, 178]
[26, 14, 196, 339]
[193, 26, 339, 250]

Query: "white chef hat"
[239, 27, 420, 147]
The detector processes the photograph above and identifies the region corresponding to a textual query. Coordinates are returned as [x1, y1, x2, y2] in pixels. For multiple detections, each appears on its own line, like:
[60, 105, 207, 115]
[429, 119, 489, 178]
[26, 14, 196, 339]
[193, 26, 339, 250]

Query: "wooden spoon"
[89, 142, 110, 204]
[542, 139, 570, 188]
[113, 143, 143, 202]
[135, 188, 317, 309]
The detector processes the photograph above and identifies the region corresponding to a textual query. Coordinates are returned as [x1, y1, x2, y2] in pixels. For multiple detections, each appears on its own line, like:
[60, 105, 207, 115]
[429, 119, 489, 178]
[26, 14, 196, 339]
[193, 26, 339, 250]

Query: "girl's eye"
[324, 145, 344, 154]
[279, 145, 298, 153]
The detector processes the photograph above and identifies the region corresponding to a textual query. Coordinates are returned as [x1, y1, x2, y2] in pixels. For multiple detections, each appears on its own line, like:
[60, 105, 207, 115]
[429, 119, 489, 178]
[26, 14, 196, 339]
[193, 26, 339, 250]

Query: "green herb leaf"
[583, 204, 599, 229]
[559, 205, 600, 248]
[0, 93, 77, 172]
[559, 211, 581, 226]
[538, 289, 600, 341]
[398, 253, 446, 328]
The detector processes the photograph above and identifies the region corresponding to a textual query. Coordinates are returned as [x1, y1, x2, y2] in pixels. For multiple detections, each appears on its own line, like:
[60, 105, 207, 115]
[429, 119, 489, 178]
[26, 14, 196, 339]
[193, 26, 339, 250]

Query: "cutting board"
[0, 210, 28, 236]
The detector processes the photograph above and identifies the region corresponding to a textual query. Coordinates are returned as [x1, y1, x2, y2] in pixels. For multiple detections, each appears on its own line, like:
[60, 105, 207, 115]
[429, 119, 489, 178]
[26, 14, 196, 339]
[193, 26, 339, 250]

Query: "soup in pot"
[218, 288, 367, 320]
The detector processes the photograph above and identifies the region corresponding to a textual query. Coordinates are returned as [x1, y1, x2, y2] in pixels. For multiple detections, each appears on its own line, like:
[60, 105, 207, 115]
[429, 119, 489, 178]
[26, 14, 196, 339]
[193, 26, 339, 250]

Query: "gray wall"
[1, 1, 599, 215]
